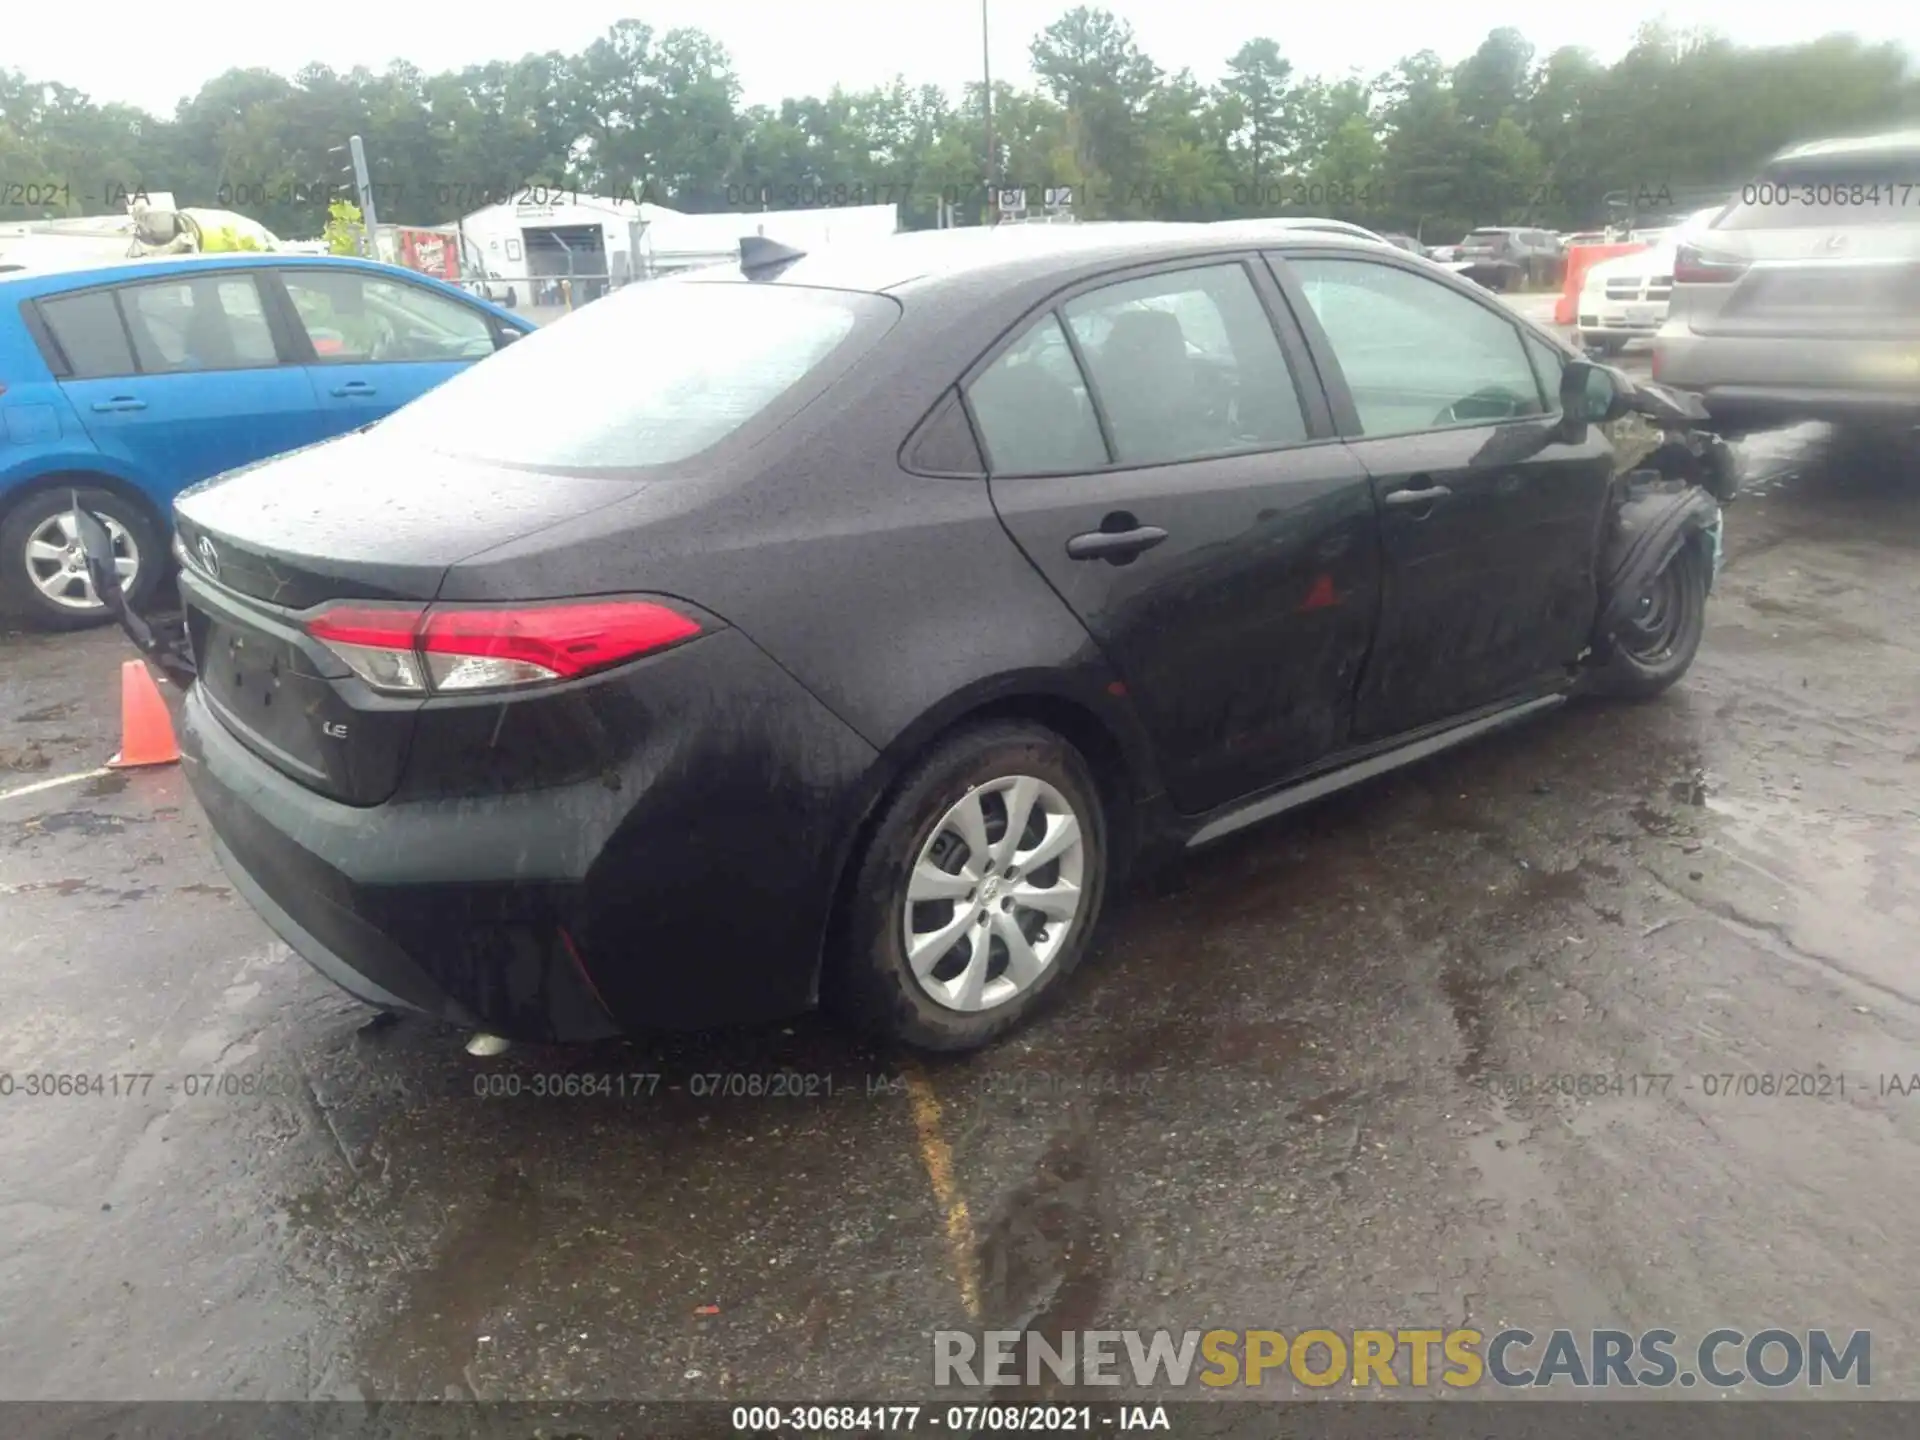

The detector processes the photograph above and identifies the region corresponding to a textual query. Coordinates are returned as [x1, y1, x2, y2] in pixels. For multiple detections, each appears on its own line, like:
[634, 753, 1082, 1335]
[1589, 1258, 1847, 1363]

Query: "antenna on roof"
[740, 235, 806, 279]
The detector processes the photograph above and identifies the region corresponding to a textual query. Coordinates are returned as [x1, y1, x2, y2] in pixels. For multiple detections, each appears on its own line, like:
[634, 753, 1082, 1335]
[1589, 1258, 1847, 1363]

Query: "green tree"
[4, 15, 1919, 242]
[1217, 39, 1297, 192]
[1030, 6, 1163, 209]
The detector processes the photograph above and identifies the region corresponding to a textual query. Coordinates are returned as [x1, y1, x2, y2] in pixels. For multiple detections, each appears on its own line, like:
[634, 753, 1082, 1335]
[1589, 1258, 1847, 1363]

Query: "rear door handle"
[1383, 483, 1452, 507]
[90, 397, 146, 413]
[328, 381, 376, 397]
[1066, 524, 1169, 563]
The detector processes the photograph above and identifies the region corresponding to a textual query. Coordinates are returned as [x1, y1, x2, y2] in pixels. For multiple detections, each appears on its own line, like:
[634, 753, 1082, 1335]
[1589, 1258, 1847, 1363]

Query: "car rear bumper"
[179, 625, 881, 1041]
[1654, 330, 1920, 426]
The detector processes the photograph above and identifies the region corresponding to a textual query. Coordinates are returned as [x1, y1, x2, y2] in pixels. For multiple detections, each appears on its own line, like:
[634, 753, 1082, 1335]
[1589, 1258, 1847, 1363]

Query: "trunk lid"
[173, 431, 653, 805]
[173, 430, 642, 608]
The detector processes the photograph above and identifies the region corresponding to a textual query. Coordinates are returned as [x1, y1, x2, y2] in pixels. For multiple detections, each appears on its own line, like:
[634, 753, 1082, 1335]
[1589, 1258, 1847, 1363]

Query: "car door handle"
[90, 397, 146, 412]
[1066, 523, 1169, 563]
[328, 382, 376, 397]
[1383, 484, 1452, 507]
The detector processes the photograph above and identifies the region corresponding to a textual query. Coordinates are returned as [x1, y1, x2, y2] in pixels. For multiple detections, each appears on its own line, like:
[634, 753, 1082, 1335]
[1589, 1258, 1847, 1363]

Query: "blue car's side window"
[282, 271, 496, 365]
[38, 290, 136, 378]
[119, 275, 279, 374]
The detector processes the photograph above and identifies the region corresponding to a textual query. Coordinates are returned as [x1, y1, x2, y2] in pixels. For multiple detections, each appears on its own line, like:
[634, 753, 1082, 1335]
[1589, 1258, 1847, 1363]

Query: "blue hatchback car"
[0, 254, 533, 629]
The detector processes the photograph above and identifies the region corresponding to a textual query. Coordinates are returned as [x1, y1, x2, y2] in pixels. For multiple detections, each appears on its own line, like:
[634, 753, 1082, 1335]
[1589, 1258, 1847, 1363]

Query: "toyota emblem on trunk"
[196, 535, 220, 578]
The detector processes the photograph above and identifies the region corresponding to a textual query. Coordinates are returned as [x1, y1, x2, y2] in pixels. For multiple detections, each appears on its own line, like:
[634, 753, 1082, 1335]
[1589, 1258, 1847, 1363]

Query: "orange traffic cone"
[107, 660, 180, 769]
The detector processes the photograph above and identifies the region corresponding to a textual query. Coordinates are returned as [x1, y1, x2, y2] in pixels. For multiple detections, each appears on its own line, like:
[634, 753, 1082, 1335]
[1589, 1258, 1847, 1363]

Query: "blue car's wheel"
[0, 486, 164, 632]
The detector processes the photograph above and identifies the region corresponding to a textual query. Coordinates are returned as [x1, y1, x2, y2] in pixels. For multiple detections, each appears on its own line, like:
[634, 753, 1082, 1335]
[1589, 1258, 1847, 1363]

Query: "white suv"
[1576, 208, 1728, 355]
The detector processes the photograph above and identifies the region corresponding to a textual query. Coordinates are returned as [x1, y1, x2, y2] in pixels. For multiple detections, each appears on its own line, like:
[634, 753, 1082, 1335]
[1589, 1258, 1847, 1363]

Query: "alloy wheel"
[901, 774, 1088, 1013]
[23, 510, 139, 611]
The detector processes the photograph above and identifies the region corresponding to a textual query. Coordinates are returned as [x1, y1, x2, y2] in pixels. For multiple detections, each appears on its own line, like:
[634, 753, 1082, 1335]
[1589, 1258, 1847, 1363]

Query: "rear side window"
[37, 290, 135, 378]
[1063, 263, 1308, 464]
[967, 314, 1109, 475]
[373, 280, 890, 470]
[120, 275, 278, 372]
[1717, 160, 1920, 230]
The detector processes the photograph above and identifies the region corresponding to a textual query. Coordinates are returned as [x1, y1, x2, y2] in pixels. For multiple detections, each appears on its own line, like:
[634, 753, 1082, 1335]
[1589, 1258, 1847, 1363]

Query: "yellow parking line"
[903, 1061, 982, 1320]
[0, 766, 111, 806]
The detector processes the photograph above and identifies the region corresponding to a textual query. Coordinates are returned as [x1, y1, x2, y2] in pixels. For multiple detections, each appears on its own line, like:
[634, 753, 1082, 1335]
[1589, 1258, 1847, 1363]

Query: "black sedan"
[163, 223, 1717, 1052]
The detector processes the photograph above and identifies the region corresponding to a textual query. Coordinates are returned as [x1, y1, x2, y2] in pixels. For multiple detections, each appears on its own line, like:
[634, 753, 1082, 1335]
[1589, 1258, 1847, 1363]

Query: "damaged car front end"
[1589, 374, 1740, 684]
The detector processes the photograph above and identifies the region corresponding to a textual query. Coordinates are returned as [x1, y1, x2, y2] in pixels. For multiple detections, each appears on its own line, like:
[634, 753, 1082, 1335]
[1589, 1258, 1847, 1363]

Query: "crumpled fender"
[1595, 478, 1722, 643]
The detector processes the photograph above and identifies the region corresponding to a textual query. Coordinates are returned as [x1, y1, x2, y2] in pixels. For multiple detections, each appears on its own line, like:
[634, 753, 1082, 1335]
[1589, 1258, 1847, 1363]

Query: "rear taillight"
[305, 599, 702, 695]
[1672, 244, 1749, 285]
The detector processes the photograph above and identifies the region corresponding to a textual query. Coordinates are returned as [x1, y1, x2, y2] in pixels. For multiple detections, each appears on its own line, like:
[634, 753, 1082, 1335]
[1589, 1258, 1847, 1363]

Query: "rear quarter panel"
[438, 279, 1167, 866]
[0, 295, 107, 500]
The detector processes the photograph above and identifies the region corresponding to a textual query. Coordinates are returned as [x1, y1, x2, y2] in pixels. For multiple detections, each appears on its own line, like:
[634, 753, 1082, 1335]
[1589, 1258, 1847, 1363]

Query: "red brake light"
[1673, 243, 1749, 285]
[420, 602, 702, 682]
[306, 605, 427, 651]
[305, 599, 702, 695]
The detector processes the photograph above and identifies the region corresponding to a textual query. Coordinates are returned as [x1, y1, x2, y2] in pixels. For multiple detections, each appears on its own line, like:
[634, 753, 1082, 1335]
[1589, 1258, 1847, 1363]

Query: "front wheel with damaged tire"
[826, 722, 1109, 1052]
[1590, 540, 1709, 700]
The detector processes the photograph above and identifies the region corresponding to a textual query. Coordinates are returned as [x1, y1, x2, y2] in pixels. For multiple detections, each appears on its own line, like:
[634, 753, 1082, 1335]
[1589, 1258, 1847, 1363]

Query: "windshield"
[374, 279, 896, 470]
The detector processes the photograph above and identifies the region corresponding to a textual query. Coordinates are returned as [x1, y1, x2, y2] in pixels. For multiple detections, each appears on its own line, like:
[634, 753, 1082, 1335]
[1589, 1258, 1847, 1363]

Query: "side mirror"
[1560, 358, 1631, 431]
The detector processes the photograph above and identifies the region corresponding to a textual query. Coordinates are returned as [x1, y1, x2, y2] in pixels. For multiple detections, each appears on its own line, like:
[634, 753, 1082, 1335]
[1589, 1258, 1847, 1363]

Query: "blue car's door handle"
[329, 381, 376, 397]
[90, 397, 146, 413]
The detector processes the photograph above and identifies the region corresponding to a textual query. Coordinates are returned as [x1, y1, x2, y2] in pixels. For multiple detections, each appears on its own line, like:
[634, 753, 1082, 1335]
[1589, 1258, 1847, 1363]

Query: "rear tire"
[0, 485, 163, 632]
[826, 722, 1109, 1052]
[1590, 540, 1708, 699]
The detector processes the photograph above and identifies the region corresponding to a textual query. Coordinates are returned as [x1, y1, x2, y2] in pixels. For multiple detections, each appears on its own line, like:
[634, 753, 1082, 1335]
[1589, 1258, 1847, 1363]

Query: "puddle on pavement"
[9, 808, 147, 843]
[357, 1165, 547, 1399]
[12, 700, 82, 723]
[1700, 791, 1919, 1001]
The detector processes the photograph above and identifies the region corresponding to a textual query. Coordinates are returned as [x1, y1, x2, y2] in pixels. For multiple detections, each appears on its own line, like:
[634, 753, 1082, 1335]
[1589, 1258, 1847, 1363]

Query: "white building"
[640, 202, 900, 273]
[452, 193, 899, 301]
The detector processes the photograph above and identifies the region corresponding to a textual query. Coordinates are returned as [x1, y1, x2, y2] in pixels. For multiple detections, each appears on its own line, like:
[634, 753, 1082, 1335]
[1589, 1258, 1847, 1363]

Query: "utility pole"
[330, 135, 379, 254]
[349, 135, 378, 235]
[982, 0, 995, 226]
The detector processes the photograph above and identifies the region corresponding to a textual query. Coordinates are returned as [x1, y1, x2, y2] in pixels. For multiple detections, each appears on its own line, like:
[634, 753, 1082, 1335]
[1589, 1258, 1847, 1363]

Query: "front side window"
[1061, 263, 1309, 465]
[1288, 257, 1546, 437]
[118, 274, 278, 373]
[966, 314, 1108, 476]
[1523, 332, 1567, 411]
[282, 271, 496, 364]
[373, 278, 887, 470]
[37, 290, 135, 378]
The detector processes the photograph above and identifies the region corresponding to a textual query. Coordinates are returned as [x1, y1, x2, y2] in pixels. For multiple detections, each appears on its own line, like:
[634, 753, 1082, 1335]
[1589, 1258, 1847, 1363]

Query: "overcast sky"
[9, 0, 1914, 116]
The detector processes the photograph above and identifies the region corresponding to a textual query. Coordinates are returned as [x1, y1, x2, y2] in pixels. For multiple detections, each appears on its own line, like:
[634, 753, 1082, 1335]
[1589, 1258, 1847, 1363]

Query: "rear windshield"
[374, 279, 895, 470]
[1716, 158, 1920, 230]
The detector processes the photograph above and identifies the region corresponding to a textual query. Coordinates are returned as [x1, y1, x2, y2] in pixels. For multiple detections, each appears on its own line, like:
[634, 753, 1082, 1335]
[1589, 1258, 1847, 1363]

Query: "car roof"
[689, 221, 1398, 295]
[0, 252, 443, 300]
[1771, 129, 1920, 166]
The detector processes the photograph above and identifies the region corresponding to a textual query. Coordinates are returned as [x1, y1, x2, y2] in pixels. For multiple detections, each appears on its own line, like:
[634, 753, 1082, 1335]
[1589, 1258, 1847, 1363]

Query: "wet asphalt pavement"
[3, 338, 1920, 1408]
